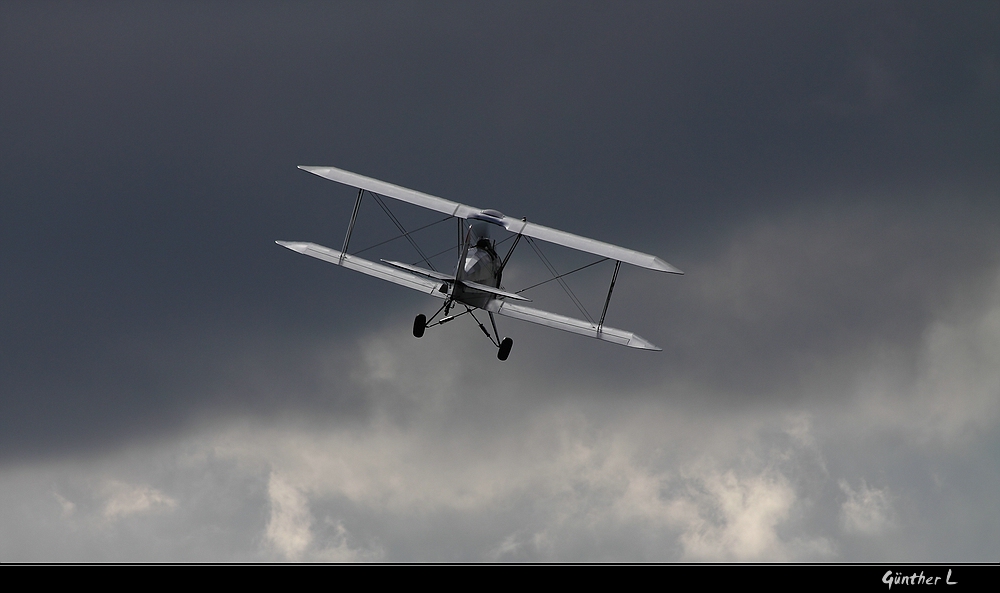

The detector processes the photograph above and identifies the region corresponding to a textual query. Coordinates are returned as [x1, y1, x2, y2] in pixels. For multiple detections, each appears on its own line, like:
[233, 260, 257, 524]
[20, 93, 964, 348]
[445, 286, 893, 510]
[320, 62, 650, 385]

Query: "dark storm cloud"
[2, 0, 998, 457]
[0, 2, 998, 560]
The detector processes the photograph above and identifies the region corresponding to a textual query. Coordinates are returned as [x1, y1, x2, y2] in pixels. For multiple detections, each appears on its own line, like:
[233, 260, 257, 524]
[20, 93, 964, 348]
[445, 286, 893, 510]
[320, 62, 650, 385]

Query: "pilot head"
[470, 221, 491, 241]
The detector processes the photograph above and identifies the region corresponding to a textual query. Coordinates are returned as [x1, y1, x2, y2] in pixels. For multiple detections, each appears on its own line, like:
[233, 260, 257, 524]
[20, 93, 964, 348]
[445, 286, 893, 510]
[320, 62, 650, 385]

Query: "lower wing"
[486, 301, 661, 351]
[276, 241, 447, 299]
[277, 241, 659, 350]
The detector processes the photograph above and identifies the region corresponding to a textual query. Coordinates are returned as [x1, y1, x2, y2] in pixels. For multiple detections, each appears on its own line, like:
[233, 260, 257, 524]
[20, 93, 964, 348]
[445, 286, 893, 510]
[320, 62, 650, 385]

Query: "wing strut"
[340, 188, 364, 264]
[488, 311, 501, 345]
[500, 220, 525, 271]
[598, 260, 622, 333]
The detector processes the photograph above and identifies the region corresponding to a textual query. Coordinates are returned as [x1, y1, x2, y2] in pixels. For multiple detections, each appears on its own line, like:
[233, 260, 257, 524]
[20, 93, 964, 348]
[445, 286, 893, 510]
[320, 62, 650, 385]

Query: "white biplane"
[277, 166, 682, 360]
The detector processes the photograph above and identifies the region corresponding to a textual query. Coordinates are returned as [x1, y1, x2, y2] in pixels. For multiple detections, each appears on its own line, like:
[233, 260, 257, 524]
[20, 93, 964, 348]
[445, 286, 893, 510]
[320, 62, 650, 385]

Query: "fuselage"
[453, 238, 501, 308]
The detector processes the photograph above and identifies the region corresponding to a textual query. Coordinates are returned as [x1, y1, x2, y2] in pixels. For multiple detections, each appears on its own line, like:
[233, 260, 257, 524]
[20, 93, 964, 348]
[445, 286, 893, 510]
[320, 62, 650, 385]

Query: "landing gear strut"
[413, 305, 513, 362]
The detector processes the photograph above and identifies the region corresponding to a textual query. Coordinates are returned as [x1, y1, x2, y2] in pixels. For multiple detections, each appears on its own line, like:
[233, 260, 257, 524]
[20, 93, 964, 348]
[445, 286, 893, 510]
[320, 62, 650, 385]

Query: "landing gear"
[497, 337, 513, 361]
[414, 306, 512, 361]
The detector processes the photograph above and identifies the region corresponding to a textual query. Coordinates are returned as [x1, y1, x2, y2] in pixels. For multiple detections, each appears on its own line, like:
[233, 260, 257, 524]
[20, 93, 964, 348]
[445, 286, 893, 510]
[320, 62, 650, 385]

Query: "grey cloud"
[4, 218, 997, 561]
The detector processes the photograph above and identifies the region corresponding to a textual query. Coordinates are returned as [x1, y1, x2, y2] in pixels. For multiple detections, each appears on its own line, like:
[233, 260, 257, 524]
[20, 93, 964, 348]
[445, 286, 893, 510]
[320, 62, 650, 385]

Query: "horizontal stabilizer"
[380, 260, 530, 301]
[459, 279, 531, 302]
[380, 259, 454, 282]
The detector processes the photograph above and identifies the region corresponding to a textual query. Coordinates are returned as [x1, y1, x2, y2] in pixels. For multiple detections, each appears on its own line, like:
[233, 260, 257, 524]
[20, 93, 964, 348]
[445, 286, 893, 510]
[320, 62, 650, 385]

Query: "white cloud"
[672, 469, 825, 561]
[53, 491, 75, 518]
[203, 405, 836, 562]
[0, 334, 990, 562]
[100, 480, 176, 519]
[311, 520, 384, 563]
[839, 479, 895, 536]
[265, 473, 312, 561]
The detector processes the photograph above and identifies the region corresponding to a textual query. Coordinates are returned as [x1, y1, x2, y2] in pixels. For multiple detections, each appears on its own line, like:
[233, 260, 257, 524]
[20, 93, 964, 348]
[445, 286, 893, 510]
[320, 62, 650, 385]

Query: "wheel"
[497, 337, 513, 361]
[413, 314, 426, 338]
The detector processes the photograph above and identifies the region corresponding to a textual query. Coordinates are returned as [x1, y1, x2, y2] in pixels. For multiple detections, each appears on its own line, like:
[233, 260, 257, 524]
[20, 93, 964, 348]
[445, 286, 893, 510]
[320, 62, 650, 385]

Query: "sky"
[1, 1, 998, 561]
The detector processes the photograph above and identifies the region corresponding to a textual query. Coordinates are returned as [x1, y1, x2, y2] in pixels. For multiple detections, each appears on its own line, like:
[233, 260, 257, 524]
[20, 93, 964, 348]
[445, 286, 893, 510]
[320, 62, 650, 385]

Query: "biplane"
[277, 166, 682, 360]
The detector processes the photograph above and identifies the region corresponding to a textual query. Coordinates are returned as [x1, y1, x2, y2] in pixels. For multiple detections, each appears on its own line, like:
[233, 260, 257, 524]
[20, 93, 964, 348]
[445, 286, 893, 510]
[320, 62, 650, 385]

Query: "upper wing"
[486, 300, 661, 351]
[299, 166, 479, 219]
[495, 218, 682, 274]
[276, 241, 447, 299]
[298, 165, 682, 275]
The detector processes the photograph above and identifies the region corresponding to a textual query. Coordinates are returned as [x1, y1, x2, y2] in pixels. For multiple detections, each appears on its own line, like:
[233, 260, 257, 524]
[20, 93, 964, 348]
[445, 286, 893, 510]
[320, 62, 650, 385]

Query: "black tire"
[413, 314, 426, 338]
[497, 337, 513, 361]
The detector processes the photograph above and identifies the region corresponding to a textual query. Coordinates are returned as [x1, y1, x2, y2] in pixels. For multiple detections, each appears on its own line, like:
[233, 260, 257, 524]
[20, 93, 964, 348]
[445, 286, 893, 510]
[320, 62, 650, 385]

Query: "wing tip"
[628, 333, 662, 351]
[275, 240, 309, 254]
[653, 257, 684, 275]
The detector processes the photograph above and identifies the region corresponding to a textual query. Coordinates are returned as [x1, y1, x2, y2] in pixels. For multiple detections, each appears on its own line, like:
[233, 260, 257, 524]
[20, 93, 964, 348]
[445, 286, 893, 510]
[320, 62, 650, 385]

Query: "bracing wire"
[524, 236, 595, 324]
[351, 214, 453, 256]
[412, 229, 516, 267]
[515, 257, 608, 294]
[370, 192, 437, 271]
